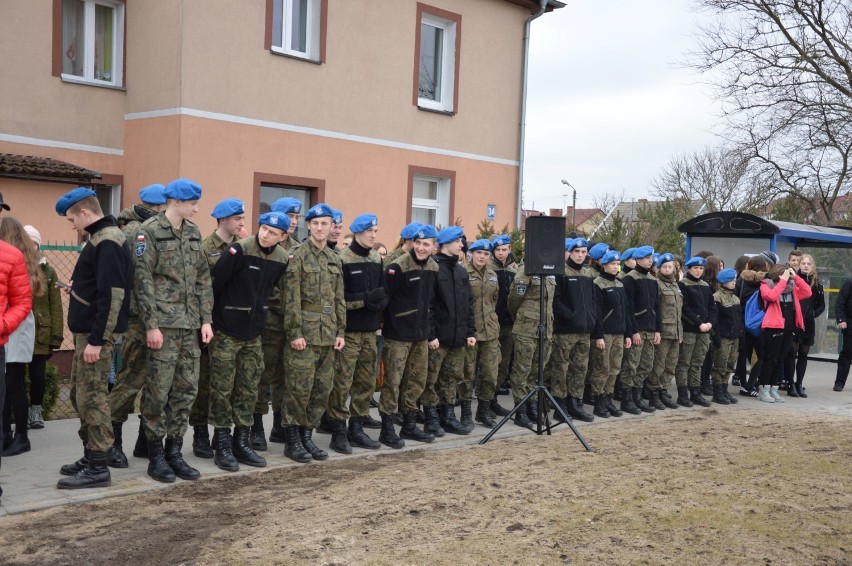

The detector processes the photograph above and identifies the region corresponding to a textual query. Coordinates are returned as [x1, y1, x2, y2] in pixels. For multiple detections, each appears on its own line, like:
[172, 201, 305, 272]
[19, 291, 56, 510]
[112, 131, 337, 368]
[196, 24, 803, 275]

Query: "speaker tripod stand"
[479, 273, 592, 451]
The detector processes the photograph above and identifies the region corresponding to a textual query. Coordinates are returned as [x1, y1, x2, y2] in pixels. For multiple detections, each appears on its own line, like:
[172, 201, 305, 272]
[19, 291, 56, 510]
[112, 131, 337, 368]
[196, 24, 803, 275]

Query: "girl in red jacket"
[756, 264, 812, 402]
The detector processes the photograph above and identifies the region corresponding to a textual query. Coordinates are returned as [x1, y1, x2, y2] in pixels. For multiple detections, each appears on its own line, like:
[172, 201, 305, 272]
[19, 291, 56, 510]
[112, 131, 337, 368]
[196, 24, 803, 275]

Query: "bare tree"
[691, 0, 852, 224]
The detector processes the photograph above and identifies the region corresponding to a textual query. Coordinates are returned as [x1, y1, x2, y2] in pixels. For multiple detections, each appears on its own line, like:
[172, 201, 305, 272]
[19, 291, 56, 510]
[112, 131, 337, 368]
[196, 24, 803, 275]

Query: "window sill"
[417, 105, 455, 117]
[269, 48, 322, 65]
[60, 74, 125, 91]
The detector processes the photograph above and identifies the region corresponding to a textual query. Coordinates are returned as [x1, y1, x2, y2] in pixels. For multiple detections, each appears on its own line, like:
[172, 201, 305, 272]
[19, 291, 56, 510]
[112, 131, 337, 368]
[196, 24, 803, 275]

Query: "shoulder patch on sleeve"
[134, 234, 146, 257]
[229, 246, 238, 255]
[516, 283, 527, 296]
[388, 268, 396, 275]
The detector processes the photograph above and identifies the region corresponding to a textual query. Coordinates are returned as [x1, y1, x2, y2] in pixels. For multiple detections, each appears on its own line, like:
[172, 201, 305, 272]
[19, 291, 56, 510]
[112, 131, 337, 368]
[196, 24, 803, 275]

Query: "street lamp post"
[561, 179, 577, 228]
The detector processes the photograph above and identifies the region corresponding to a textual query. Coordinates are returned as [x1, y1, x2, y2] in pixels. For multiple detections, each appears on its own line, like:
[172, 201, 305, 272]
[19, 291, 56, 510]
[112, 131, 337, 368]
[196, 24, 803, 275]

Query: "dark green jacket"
[33, 259, 63, 355]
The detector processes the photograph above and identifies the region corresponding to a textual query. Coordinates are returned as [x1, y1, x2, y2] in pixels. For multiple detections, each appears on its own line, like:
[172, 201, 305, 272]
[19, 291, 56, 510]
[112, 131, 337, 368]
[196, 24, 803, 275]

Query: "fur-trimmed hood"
[740, 269, 767, 284]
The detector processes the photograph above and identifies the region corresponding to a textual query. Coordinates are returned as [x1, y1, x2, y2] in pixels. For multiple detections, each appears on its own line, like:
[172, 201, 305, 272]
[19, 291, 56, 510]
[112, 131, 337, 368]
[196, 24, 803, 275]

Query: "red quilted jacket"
[0, 239, 33, 346]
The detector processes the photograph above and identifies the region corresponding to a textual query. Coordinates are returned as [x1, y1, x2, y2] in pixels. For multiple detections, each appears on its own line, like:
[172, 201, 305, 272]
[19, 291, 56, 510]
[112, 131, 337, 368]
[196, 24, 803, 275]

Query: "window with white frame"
[418, 13, 456, 112]
[411, 175, 450, 228]
[260, 183, 311, 242]
[271, 0, 321, 61]
[61, 0, 124, 86]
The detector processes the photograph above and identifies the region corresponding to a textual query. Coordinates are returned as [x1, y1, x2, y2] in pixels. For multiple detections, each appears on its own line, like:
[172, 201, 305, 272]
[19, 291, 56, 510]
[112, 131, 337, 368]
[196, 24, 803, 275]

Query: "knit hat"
[24, 225, 41, 246]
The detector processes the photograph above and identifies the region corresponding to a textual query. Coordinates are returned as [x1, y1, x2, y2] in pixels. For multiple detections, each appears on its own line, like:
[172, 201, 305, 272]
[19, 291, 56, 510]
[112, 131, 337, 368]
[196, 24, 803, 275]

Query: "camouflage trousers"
[711, 337, 738, 385]
[142, 327, 201, 441]
[496, 326, 514, 388]
[675, 332, 710, 388]
[187, 344, 211, 427]
[547, 333, 591, 399]
[109, 317, 147, 423]
[329, 331, 378, 422]
[464, 339, 501, 402]
[510, 334, 552, 402]
[588, 334, 625, 395]
[254, 322, 288, 415]
[379, 339, 427, 415]
[283, 344, 335, 429]
[70, 333, 116, 453]
[422, 346, 466, 406]
[652, 337, 680, 390]
[208, 332, 264, 429]
[623, 330, 656, 388]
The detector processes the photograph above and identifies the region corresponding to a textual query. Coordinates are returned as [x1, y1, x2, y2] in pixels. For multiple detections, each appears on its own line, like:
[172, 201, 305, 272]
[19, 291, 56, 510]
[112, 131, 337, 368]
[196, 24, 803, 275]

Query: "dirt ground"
[1, 409, 850, 566]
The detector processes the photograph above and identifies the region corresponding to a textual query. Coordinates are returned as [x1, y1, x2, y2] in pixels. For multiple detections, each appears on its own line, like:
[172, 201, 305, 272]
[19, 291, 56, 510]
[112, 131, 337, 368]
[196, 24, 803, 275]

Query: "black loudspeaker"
[524, 216, 565, 275]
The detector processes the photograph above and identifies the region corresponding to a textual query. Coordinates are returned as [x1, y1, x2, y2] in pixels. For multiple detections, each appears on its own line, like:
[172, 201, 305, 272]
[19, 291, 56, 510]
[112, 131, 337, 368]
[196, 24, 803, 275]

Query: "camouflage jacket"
[134, 212, 213, 331]
[264, 236, 300, 328]
[656, 273, 683, 340]
[508, 265, 556, 340]
[283, 239, 346, 346]
[202, 231, 233, 270]
[466, 263, 500, 342]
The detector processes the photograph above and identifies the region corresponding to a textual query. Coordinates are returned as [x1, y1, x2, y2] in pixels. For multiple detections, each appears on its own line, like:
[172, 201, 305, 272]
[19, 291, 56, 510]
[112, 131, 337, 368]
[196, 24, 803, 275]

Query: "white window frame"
[271, 0, 321, 62]
[418, 13, 456, 113]
[411, 175, 450, 228]
[61, 0, 125, 88]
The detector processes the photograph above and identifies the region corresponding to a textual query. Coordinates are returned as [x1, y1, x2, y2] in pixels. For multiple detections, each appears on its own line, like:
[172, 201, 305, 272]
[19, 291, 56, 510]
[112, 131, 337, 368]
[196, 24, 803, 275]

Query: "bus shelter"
[678, 211, 852, 361]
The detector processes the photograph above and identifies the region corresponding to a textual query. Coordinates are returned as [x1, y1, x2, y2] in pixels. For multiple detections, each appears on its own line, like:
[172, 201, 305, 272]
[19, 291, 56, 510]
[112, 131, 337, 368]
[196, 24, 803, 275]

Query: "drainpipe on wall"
[515, 0, 548, 229]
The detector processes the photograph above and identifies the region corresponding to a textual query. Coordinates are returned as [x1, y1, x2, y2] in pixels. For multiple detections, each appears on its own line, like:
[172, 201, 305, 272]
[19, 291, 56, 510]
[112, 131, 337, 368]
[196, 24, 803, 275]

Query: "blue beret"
[258, 212, 291, 232]
[400, 222, 423, 240]
[717, 268, 737, 284]
[566, 237, 589, 251]
[589, 243, 610, 260]
[655, 252, 675, 268]
[685, 256, 707, 268]
[271, 197, 302, 215]
[305, 203, 335, 221]
[350, 213, 378, 234]
[469, 238, 492, 252]
[416, 224, 438, 240]
[55, 187, 97, 216]
[492, 234, 511, 247]
[633, 245, 654, 259]
[138, 184, 166, 206]
[437, 226, 464, 246]
[621, 247, 637, 260]
[164, 178, 202, 201]
[211, 198, 245, 219]
[600, 250, 621, 265]
[332, 209, 343, 224]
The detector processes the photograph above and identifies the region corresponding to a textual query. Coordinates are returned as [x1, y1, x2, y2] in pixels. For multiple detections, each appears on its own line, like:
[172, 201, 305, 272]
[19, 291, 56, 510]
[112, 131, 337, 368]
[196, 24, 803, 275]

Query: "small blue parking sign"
[487, 204, 496, 221]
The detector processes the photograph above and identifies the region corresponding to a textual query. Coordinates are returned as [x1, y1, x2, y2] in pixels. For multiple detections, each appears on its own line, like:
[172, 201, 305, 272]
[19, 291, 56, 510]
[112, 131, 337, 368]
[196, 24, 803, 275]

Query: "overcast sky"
[522, 0, 722, 213]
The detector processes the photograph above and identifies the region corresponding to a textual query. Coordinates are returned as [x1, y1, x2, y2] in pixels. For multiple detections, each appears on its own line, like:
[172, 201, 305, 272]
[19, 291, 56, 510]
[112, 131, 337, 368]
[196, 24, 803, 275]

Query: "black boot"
[316, 412, 334, 434]
[251, 413, 267, 451]
[192, 425, 213, 459]
[592, 395, 610, 418]
[582, 383, 593, 405]
[400, 411, 435, 443]
[423, 405, 445, 438]
[107, 422, 128, 468]
[475, 400, 496, 428]
[659, 389, 679, 409]
[604, 394, 623, 417]
[57, 450, 111, 489]
[347, 416, 381, 449]
[490, 398, 510, 417]
[526, 398, 540, 422]
[723, 383, 738, 404]
[269, 411, 286, 443]
[2, 430, 31, 457]
[329, 420, 353, 455]
[146, 439, 176, 483]
[620, 388, 641, 415]
[361, 413, 382, 429]
[132, 416, 148, 458]
[60, 443, 88, 476]
[299, 427, 328, 460]
[212, 428, 239, 471]
[676, 386, 694, 407]
[513, 400, 534, 430]
[552, 397, 571, 423]
[796, 380, 807, 398]
[711, 383, 730, 405]
[633, 387, 655, 413]
[379, 413, 405, 449]
[283, 425, 312, 463]
[568, 397, 595, 422]
[459, 400, 475, 432]
[165, 437, 200, 480]
[233, 426, 267, 467]
[439, 403, 469, 435]
[701, 375, 713, 396]
[648, 390, 665, 411]
[690, 387, 711, 407]
[416, 407, 426, 424]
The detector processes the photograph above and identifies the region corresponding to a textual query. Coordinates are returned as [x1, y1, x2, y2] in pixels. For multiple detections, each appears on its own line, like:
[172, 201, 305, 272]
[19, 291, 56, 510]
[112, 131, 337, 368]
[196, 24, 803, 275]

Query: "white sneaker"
[28, 405, 44, 429]
[769, 386, 785, 403]
[757, 386, 775, 403]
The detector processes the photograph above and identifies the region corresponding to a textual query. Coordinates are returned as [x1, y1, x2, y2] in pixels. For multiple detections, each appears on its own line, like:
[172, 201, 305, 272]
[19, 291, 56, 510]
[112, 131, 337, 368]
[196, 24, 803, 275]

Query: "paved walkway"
[1, 361, 849, 516]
